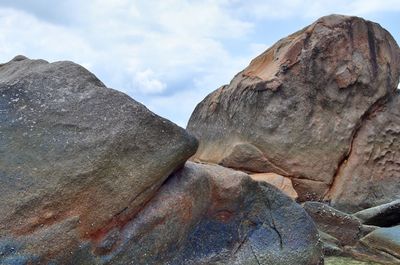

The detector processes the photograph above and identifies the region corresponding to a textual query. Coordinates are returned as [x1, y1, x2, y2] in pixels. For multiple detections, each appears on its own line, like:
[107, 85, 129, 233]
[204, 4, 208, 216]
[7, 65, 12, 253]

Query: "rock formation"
[2, 13, 400, 265]
[0, 55, 198, 243]
[187, 15, 400, 211]
[102, 163, 322, 265]
[304, 201, 400, 264]
[0, 56, 323, 264]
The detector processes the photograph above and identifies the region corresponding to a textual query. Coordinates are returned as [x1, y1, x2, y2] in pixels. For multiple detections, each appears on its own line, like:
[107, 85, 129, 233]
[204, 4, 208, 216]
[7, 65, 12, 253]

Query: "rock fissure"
[326, 93, 391, 197]
[265, 196, 284, 249]
[249, 242, 262, 265]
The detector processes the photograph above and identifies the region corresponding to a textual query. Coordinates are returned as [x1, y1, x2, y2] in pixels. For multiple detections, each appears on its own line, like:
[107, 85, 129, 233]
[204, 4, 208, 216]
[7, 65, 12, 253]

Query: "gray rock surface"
[187, 15, 400, 209]
[303, 202, 363, 246]
[360, 225, 400, 262]
[0, 55, 197, 260]
[353, 199, 400, 227]
[0, 56, 323, 264]
[0, 161, 324, 264]
[106, 162, 323, 265]
[304, 201, 400, 264]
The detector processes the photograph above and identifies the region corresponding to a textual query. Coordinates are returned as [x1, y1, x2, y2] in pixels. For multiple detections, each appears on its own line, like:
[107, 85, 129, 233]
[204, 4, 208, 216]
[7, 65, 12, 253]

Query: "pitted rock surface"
[187, 15, 400, 208]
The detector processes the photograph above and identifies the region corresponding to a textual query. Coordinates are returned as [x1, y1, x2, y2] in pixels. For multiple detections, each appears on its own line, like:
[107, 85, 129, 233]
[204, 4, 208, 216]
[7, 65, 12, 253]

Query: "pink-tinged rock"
[187, 15, 400, 207]
[325, 92, 400, 212]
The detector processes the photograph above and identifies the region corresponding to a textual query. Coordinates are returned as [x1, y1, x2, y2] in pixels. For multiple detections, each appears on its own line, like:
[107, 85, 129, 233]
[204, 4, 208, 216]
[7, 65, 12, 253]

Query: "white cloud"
[0, 1, 398, 126]
[228, 0, 400, 20]
[0, 8, 95, 65]
[133, 69, 166, 95]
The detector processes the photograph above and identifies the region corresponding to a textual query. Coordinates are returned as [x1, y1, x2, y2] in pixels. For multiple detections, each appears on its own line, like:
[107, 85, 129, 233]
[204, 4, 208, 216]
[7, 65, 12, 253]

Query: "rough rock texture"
[187, 15, 400, 209]
[0, 56, 197, 261]
[318, 231, 343, 256]
[0, 56, 323, 264]
[353, 199, 400, 227]
[325, 93, 400, 212]
[0, 162, 323, 264]
[303, 202, 363, 246]
[303, 201, 400, 264]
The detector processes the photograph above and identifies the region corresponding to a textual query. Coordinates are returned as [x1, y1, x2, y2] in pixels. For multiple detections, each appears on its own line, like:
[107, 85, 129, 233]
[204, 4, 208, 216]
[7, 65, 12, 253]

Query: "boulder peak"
[187, 14, 400, 209]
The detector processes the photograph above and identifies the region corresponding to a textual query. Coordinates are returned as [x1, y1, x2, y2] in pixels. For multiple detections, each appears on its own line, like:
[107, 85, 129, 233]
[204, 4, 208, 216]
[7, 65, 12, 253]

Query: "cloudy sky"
[0, 0, 399, 127]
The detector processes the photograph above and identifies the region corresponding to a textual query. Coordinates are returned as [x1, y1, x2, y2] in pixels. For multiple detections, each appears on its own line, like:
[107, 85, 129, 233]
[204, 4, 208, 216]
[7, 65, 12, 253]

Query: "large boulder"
[0, 56, 323, 264]
[303, 201, 400, 264]
[187, 15, 400, 209]
[0, 56, 197, 259]
[0, 162, 323, 264]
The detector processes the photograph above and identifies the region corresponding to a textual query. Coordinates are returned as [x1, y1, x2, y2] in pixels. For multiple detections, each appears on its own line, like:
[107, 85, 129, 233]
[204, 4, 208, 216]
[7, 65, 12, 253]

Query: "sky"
[0, 0, 399, 127]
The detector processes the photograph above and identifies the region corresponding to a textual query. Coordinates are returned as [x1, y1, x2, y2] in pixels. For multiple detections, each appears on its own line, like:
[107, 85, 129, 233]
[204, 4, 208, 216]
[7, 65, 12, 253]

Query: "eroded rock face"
[0, 56, 198, 260]
[0, 162, 323, 264]
[326, 92, 400, 212]
[187, 15, 400, 207]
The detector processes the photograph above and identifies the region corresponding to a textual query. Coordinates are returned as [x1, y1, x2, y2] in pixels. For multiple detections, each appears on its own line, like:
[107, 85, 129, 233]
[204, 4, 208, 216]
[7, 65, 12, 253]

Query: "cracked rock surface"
[103, 162, 322, 265]
[187, 14, 400, 210]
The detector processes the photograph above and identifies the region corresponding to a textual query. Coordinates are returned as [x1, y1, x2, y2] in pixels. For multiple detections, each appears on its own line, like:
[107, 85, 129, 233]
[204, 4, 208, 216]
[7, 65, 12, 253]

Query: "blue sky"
[0, 0, 399, 127]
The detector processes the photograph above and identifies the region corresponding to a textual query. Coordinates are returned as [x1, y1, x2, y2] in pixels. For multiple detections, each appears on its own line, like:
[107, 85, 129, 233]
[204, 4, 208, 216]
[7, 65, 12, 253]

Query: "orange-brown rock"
[187, 15, 400, 209]
[250, 173, 298, 199]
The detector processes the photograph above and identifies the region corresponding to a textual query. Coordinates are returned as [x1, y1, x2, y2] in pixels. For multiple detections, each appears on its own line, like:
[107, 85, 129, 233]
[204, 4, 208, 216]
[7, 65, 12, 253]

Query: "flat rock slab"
[325, 257, 380, 265]
[353, 200, 400, 227]
[303, 202, 362, 246]
[360, 225, 400, 260]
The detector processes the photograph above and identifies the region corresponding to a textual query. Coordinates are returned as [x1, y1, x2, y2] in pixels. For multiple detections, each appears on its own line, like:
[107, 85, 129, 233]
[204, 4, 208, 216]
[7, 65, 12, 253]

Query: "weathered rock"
[0, 56, 197, 261]
[292, 178, 330, 202]
[0, 56, 323, 264]
[304, 201, 400, 264]
[325, 93, 400, 212]
[0, 162, 324, 264]
[353, 199, 400, 227]
[325, 256, 383, 265]
[344, 243, 400, 265]
[318, 231, 344, 256]
[360, 225, 400, 262]
[303, 202, 363, 246]
[187, 15, 400, 208]
[220, 143, 289, 175]
[250, 172, 298, 199]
